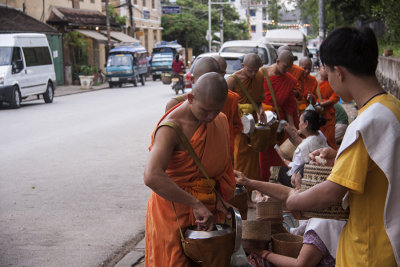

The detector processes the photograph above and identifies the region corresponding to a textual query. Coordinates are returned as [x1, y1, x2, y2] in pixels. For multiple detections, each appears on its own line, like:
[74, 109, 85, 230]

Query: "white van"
[219, 40, 277, 67]
[263, 29, 309, 64]
[0, 33, 56, 108]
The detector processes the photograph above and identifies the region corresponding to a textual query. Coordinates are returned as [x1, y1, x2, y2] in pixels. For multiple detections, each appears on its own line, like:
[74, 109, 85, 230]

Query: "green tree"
[297, 0, 400, 43]
[109, 4, 127, 26]
[161, 0, 248, 55]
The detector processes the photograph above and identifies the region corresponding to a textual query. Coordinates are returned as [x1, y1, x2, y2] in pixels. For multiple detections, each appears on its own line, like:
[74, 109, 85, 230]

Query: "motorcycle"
[171, 72, 185, 95]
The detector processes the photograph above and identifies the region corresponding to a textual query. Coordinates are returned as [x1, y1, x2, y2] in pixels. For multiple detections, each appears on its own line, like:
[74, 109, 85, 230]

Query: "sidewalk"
[55, 83, 109, 97]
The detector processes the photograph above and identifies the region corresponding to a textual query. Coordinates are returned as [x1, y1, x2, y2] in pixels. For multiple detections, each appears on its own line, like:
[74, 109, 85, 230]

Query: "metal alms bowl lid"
[265, 110, 278, 124]
[241, 114, 255, 135]
[184, 224, 233, 239]
[234, 184, 247, 195]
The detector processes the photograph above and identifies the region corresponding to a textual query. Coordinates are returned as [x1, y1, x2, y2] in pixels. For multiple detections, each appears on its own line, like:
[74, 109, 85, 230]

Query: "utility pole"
[318, 0, 325, 46]
[208, 0, 212, 51]
[128, 0, 135, 37]
[105, 0, 111, 53]
[219, 7, 224, 44]
[208, 1, 233, 52]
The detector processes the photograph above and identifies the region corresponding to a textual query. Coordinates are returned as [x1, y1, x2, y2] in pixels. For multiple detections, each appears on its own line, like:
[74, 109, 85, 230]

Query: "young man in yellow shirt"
[283, 27, 400, 266]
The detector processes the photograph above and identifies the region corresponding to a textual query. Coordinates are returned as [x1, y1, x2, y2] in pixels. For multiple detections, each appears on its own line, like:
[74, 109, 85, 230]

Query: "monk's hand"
[215, 195, 232, 220]
[193, 202, 214, 231]
[309, 147, 337, 167]
[306, 93, 314, 102]
[234, 170, 249, 186]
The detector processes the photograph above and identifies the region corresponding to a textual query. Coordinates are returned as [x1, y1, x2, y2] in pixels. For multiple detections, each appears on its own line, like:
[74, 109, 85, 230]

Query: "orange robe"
[260, 73, 298, 181]
[288, 64, 304, 126]
[298, 74, 318, 111]
[145, 105, 235, 267]
[317, 80, 339, 149]
[232, 70, 265, 182]
[222, 91, 243, 156]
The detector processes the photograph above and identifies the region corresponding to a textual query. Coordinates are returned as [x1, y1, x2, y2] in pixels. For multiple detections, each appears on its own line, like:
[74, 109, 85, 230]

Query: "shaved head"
[277, 45, 291, 54]
[278, 50, 294, 62]
[243, 53, 263, 68]
[193, 57, 221, 82]
[299, 57, 312, 76]
[211, 55, 227, 73]
[299, 57, 312, 66]
[192, 72, 227, 104]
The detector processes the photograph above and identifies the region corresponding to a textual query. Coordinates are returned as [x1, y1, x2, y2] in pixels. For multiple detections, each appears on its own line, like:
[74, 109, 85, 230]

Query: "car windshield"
[225, 58, 242, 74]
[289, 45, 303, 53]
[221, 46, 269, 65]
[0, 47, 13, 66]
[107, 54, 132, 67]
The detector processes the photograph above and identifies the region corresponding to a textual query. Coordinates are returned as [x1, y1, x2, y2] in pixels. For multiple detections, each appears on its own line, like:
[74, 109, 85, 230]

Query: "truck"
[106, 43, 147, 88]
[263, 29, 309, 64]
[151, 41, 182, 81]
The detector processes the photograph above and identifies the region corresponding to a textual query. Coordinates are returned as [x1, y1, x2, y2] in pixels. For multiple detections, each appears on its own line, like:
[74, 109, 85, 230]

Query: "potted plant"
[79, 65, 97, 89]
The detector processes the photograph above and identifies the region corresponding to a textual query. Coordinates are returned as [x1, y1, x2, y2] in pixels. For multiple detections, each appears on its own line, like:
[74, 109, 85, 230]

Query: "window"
[152, 0, 155, 9]
[143, 10, 150, 19]
[250, 25, 256, 32]
[249, 9, 256, 17]
[134, 0, 137, 5]
[143, 0, 146, 7]
[91, 0, 95, 3]
[12, 47, 22, 63]
[23, 47, 52, 67]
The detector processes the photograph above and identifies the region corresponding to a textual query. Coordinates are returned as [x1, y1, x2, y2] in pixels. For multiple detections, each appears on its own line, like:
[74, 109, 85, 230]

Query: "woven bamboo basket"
[278, 138, 297, 161]
[269, 166, 281, 184]
[300, 164, 349, 219]
[161, 73, 171, 84]
[272, 233, 303, 258]
[256, 200, 283, 221]
[242, 220, 271, 241]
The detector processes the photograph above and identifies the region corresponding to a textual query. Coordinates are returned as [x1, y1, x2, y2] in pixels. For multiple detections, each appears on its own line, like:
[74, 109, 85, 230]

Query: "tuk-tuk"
[151, 41, 182, 81]
[106, 44, 147, 87]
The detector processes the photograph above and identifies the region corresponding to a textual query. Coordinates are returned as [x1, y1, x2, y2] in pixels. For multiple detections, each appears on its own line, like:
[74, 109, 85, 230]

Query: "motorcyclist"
[171, 54, 185, 84]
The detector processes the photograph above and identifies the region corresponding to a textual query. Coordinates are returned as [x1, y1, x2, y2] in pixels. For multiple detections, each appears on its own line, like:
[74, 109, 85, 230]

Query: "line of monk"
[144, 49, 341, 266]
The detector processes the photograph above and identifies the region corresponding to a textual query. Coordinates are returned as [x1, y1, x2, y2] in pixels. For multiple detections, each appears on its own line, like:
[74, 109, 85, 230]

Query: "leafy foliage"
[161, 0, 249, 55]
[109, 4, 127, 26]
[297, 0, 400, 44]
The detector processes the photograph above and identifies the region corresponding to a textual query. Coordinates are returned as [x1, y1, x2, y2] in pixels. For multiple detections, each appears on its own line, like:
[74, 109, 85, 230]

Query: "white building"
[232, 0, 307, 41]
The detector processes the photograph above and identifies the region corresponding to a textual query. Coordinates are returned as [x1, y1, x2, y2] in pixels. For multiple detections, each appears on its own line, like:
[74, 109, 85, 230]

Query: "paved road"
[0, 81, 180, 266]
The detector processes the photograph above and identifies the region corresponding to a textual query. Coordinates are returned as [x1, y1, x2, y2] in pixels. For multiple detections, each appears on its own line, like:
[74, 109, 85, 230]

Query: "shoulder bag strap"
[261, 68, 281, 120]
[159, 121, 228, 241]
[230, 75, 259, 115]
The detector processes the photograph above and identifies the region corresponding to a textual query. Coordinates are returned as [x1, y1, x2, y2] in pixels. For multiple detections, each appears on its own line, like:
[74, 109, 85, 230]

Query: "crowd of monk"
[143, 26, 400, 267]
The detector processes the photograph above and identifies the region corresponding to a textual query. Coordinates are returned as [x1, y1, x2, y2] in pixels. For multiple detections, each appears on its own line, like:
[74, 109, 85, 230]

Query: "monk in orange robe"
[226, 53, 267, 183]
[213, 55, 243, 155]
[144, 73, 235, 266]
[316, 66, 339, 149]
[278, 46, 305, 124]
[260, 51, 298, 181]
[299, 57, 318, 111]
[166, 56, 243, 157]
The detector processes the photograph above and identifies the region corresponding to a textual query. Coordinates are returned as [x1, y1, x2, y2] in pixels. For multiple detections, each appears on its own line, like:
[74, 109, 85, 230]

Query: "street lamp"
[208, 0, 233, 52]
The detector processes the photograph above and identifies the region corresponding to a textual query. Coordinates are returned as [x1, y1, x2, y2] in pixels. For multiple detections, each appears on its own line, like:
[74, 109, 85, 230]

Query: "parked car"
[307, 46, 320, 70]
[184, 52, 217, 89]
[219, 40, 277, 67]
[184, 52, 245, 89]
[106, 44, 147, 88]
[0, 33, 56, 108]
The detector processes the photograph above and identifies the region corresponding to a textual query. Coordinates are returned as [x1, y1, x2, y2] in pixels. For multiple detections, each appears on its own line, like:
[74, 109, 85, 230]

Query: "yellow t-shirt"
[328, 94, 400, 266]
